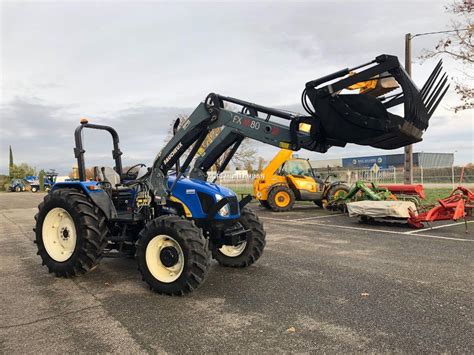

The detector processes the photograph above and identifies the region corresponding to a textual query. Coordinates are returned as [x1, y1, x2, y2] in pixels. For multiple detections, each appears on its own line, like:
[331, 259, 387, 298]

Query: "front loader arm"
[149, 54, 447, 202]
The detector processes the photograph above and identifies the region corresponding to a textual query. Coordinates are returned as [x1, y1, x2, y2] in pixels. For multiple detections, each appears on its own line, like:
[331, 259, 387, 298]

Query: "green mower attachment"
[302, 55, 449, 150]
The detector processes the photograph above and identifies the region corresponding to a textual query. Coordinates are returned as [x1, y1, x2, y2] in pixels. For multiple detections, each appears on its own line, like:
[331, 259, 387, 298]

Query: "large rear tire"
[214, 207, 266, 268]
[35, 188, 109, 277]
[267, 185, 295, 212]
[136, 215, 210, 295]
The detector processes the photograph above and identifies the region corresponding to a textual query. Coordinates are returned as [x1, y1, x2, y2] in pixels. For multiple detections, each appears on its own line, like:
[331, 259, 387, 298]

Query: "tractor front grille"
[198, 192, 239, 216]
[227, 196, 239, 215]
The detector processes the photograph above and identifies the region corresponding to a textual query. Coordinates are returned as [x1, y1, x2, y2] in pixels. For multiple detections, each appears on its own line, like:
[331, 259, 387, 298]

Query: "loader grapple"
[303, 55, 449, 149]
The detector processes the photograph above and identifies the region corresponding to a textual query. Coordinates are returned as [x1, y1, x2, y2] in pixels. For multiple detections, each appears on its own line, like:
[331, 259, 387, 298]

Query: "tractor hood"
[167, 176, 236, 197]
[167, 176, 239, 220]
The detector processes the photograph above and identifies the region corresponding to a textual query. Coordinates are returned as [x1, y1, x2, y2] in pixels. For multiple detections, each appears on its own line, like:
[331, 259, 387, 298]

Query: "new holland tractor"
[35, 55, 448, 295]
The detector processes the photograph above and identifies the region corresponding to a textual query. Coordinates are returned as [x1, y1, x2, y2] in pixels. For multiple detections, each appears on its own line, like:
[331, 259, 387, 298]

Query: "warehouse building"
[311, 152, 454, 169]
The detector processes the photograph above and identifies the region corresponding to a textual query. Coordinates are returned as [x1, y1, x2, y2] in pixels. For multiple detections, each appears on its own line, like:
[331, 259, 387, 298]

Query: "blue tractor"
[8, 178, 26, 192]
[34, 55, 447, 294]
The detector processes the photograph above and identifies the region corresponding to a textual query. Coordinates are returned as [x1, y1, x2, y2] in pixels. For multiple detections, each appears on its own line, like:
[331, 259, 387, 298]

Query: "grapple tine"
[425, 75, 448, 113]
[421, 68, 442, 101]
[424, 73, 447, 108]
[428, 84, 450, 118]
[420, 60, 443, 98]
[303, 54, 449, 150]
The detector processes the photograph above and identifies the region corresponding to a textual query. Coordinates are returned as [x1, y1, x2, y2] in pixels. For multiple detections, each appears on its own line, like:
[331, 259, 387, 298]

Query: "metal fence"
[215, 167, 474, 193]
[313, 166, 474, 186]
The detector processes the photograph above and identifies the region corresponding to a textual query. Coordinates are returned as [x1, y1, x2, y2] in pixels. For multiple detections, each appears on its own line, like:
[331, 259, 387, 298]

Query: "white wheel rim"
[219, 242, 247, 257]
[32, 187, 37, 192]
[42, 207, 77, 262]
[145, 235, 184, 283]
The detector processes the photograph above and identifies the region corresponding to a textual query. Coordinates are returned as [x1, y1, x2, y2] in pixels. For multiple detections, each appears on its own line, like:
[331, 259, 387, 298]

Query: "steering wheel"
[125, 163, 146, 178]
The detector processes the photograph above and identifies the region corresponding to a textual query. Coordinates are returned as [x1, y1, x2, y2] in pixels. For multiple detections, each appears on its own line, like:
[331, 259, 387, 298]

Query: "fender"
[51, 181, 118, 219]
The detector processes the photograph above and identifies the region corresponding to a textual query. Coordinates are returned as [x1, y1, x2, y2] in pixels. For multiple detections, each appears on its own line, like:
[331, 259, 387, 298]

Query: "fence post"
[420, 165, 423, 185]
[451, 164, 455, 190]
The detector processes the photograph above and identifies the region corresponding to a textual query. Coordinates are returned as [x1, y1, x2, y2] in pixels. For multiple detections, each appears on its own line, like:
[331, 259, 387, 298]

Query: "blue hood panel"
[167, 176, 239, 220]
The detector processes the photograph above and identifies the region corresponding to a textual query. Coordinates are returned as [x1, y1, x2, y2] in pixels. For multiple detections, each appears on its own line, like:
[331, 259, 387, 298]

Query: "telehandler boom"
[35, 54, 447, 295]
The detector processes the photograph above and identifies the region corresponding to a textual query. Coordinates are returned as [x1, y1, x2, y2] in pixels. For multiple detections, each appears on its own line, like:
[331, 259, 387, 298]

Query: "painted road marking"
[262, 217, 474, 242]
[404, 220, 474, 234]
[260, 214, 341, 222]
[302, 221, 474, 242]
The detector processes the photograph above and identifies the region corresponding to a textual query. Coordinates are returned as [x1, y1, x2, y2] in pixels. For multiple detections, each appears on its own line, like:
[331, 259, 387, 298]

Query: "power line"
[411, 28, 472, 38]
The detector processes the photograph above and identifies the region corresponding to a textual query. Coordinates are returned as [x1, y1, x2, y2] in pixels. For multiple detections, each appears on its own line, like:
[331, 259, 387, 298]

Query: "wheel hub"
[60, 227, 70, 240]
[160, 246, 179, 267]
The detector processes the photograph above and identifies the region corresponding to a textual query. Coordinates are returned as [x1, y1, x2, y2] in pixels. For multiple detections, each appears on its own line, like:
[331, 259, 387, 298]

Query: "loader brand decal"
[164, 142, 183, 165]
[233, 115, 260, 130]
[186, 189, 196, 194]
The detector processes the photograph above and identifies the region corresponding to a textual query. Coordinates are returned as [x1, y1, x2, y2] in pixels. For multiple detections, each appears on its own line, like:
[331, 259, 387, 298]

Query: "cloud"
[1, 0, 472, 175]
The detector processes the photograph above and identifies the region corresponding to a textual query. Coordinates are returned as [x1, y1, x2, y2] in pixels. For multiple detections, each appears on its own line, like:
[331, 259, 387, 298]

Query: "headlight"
[215, 194, 230, 217]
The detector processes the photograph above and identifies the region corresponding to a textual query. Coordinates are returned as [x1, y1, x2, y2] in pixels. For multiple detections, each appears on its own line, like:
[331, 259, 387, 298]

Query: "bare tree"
[257, 156, 266, 173]
[421, 0, 473, 112]
[166, 114, 256, 171]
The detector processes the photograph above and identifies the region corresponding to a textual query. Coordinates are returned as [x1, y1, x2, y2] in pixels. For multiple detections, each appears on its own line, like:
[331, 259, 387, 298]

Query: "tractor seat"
[93, 166, 129, 190]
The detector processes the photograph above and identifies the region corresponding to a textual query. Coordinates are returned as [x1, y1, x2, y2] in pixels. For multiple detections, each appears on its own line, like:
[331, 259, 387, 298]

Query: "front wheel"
[136, 216, 210, 295]
[31, 186, 38, 193]
[214, 207, 266, 268]
[267, 185, 295, 212]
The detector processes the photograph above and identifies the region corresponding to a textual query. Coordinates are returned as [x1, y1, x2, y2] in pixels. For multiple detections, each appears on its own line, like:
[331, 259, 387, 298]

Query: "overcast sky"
[1, 0, 473, 175]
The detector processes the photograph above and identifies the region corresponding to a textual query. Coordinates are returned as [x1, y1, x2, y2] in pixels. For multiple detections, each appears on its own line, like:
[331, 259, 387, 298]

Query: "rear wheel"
[136, 215, 210, 295]
[31, 186, 38, 193]
[267, 185, 295, 212]
[35, 188, 109, 277]
[15, 186, 21, 192]
[325, 184, 349, 209]
[214, 207, 266, 267]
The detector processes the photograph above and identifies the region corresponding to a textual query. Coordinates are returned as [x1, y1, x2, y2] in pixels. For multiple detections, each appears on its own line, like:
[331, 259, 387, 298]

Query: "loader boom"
[150, 54, 448, 203]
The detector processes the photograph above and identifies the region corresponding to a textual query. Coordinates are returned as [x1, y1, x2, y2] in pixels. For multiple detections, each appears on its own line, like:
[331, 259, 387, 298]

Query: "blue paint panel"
[51, 181, 102, 196]
[342, 155, 388, 168]
[167, 176, 240, 220]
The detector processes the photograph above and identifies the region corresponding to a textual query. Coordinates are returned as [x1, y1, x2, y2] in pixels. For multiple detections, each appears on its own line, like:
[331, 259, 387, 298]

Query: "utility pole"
[404, 33, 413, 185]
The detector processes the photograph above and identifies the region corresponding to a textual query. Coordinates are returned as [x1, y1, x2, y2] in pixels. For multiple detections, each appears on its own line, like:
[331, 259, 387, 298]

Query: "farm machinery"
[8, 178, 26, 192]
[408, 186, 474, 229]
[35, 54, 448, 294]
[327, 181, 425, 210]
[252, 149, 349, 211]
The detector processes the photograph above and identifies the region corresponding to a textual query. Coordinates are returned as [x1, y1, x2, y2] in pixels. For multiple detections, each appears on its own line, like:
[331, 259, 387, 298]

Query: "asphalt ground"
[0, 192, 472, 353]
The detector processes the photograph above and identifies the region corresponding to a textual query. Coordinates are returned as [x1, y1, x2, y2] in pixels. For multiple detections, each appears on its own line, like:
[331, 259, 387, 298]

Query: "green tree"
[39, 169, 45, 191]
[9, 146, 14, 177]
[9, 163, 35, 179]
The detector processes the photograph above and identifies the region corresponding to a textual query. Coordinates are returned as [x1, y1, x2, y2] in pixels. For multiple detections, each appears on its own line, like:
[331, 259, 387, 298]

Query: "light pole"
[451, 150, 457, 189]
[404, 27, 470, 185]
[404, 33, 413, 185]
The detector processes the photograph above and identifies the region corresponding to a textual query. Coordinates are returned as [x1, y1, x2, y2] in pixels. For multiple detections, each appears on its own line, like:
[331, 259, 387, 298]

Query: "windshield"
[281, 160, 314, 177]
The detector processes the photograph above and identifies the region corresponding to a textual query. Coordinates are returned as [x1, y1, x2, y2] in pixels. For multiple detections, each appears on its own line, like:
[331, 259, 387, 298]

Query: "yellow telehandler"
[253, 149, 349, 211]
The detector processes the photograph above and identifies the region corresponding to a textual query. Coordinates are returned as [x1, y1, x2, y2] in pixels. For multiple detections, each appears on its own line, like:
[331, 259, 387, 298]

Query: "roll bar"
[74, 121, 123, 181]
